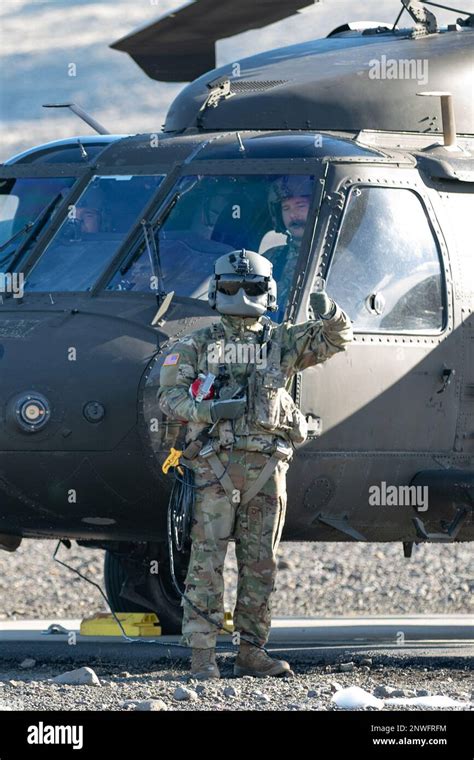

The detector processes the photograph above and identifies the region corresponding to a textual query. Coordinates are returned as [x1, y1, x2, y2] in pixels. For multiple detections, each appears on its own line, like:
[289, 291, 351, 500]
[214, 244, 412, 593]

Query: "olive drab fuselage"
[1, 129, 472, 550]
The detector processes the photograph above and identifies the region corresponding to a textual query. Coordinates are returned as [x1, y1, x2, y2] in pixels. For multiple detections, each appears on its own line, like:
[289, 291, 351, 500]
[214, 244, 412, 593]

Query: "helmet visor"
[216, 277, 269, 297]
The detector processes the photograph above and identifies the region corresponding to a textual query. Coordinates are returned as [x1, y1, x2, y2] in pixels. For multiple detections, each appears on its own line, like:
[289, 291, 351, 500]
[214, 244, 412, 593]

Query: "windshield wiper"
[0, 191, 64, 269]
[0, 221, 34, 256]
[142, 219, 166, 304]
[119, 191, 180, 287]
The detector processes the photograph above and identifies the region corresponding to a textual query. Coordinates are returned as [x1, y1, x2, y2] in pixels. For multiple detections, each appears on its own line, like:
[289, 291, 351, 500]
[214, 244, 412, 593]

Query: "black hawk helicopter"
[0, 0, 472, 632]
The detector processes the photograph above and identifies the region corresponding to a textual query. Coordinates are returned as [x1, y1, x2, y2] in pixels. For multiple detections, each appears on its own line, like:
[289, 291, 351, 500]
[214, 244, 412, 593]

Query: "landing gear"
[103, 544, 187, 634]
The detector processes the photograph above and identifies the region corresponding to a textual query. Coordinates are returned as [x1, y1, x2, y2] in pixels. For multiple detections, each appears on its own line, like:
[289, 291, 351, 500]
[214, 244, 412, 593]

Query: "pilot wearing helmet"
[264, 175, 314, 318]
[158, 249, 352, 680]
[73, 187, 105, 235]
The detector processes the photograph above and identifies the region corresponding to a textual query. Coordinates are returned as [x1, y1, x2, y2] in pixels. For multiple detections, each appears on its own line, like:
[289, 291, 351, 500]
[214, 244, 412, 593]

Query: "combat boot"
[234, 641, 294, 677]
[190, 647, 220, 680]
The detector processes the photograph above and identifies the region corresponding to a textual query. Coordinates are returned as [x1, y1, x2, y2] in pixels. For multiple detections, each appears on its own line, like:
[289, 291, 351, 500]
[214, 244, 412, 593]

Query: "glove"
[310, 291, 336, 319]
[210, 396, 247, 423]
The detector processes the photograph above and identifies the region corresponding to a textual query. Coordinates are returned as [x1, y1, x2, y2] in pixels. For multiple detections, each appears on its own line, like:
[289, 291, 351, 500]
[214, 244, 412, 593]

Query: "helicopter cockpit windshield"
[0, 176, 76, 273]
[107, 174, 316, 321]
[24, 174, 164, 292]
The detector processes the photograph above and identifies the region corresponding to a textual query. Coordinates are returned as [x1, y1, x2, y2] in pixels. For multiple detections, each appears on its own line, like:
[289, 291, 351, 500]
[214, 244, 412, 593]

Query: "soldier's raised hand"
[310, 290, 336, 319]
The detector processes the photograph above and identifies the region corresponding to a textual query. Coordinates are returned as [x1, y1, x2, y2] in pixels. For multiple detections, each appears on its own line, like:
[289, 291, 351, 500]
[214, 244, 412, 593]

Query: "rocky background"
[1, 539, 472, 620]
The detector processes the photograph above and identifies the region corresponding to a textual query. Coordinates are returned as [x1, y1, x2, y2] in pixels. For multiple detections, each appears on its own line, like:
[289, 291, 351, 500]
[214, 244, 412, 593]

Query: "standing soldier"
[158, 249, 352, 680]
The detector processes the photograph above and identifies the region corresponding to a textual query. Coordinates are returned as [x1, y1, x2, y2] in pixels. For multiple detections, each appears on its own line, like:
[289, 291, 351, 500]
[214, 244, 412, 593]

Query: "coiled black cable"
[168, 464, 195, 552]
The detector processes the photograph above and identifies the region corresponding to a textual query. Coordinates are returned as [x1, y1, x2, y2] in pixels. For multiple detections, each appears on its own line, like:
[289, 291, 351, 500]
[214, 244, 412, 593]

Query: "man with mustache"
[263, 176, 314, 321]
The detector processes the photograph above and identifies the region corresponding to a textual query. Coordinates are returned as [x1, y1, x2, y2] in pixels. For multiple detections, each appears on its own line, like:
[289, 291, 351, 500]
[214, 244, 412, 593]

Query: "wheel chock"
[222, 611, 234, 633]
[80, 612, 162, 637]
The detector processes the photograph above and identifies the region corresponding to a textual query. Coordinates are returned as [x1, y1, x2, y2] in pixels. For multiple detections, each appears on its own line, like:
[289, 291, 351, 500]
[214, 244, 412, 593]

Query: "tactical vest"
[186, 318, 308, 448]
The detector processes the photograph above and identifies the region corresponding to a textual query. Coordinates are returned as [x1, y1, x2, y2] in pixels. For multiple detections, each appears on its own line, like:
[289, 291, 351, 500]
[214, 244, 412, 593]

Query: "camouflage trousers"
[180, 448, 290, 649]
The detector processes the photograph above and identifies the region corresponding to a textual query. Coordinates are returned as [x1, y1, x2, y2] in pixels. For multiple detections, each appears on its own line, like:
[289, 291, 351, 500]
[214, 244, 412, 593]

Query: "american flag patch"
[163, 353, 180, 366]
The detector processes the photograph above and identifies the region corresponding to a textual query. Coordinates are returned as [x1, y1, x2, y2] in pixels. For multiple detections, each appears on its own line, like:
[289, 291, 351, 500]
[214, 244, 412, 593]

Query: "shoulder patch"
[163, 352, 180, 366]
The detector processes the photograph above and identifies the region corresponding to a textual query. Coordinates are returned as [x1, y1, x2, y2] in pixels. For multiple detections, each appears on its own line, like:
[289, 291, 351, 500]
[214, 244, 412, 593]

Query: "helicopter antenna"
[76, 139, 89, 160]
[236, 132, 246, 153]
[417, 91, 462, 150]
[42, 103, 110, 135]
[394, 0, 474, 32]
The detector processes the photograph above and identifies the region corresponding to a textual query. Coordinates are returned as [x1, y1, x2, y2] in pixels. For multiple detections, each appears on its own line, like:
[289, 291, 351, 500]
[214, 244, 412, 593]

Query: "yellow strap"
[162, 448, 184, 475]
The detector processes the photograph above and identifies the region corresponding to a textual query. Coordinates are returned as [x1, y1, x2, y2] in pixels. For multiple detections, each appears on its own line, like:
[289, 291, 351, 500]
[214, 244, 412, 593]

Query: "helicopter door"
[294, 176, 458, 453]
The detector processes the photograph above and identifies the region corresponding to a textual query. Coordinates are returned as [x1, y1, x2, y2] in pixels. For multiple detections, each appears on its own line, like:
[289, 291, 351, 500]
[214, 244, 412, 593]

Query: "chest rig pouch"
[194, 320, 308, 447]
[206, 322, 243, 446]
[248, 322, 308, 445]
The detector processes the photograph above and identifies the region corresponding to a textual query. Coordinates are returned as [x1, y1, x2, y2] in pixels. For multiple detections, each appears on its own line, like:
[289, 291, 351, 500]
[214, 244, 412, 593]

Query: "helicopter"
[0, 0, 472, 633]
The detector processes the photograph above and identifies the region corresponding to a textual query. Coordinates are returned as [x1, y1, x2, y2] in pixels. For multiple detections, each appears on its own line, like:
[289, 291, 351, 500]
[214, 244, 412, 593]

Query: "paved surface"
[0, 616, 472, 665]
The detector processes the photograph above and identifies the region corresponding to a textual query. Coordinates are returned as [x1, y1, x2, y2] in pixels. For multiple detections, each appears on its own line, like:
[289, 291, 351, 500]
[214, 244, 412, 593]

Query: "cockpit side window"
[325, 186, 446, 333]
[439, 190, 473, 300]
[107, 173, 315, 322]
[0, 176, 75, 274]
[24, 175, 164, 292]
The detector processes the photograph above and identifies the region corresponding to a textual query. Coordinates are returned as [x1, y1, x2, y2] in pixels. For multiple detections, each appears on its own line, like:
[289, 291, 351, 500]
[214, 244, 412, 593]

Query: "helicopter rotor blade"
[110, 0, 311, 82]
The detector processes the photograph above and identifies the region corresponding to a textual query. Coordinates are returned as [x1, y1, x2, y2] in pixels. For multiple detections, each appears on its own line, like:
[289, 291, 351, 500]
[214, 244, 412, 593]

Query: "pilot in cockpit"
[74, 188, 104, 235]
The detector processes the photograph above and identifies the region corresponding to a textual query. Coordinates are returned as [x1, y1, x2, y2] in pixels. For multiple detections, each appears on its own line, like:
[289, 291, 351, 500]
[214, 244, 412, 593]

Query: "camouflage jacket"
[158, 306, 353, 453]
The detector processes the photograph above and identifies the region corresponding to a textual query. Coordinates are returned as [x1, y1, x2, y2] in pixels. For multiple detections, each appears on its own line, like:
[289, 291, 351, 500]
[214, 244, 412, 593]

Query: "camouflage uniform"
[158, 308, 352, 648]
[180, 448, 289, 648]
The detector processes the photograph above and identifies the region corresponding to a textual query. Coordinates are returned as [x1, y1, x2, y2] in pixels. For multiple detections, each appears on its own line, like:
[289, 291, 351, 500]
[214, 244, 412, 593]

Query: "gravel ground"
[0, 539, 472, 620]
[0, 659, 472, 712]
[0, 539, 472, 712]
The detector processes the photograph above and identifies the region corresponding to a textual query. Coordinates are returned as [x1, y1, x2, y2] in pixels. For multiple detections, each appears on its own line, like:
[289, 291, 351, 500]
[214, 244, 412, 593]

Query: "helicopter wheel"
[103, 548, 184, 635]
